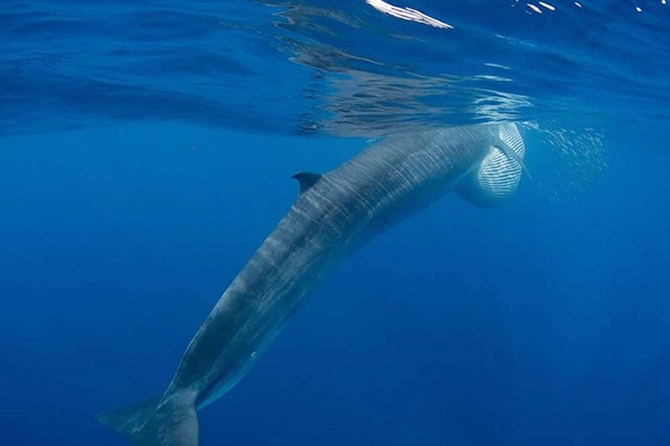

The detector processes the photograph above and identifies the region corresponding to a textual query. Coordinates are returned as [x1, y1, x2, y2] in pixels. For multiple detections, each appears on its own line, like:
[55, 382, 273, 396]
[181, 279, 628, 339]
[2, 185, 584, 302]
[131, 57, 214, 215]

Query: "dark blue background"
[1, 122, 669, 445]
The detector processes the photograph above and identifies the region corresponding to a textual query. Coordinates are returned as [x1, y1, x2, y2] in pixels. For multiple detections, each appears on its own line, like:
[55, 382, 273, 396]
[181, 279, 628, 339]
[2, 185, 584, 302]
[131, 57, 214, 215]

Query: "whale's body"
[98, 123, 526, 446]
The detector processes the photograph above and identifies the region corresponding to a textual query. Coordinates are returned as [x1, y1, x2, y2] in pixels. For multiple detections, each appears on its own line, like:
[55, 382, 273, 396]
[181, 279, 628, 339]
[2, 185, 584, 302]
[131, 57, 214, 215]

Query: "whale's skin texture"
[97, 123, 524, 446]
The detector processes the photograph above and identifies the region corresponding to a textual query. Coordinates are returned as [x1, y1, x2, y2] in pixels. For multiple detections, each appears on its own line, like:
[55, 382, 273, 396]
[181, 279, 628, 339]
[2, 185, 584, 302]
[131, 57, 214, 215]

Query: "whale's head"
[455, 123, 526, 207]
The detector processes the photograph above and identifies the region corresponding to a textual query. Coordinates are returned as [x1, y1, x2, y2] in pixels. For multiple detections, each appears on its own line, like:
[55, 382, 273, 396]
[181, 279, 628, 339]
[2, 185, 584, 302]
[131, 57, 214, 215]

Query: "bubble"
[519, 122, 608, 202]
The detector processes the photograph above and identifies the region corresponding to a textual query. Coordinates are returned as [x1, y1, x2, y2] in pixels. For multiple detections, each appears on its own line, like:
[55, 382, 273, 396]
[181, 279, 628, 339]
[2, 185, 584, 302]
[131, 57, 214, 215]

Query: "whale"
[97, 122, 527, 446]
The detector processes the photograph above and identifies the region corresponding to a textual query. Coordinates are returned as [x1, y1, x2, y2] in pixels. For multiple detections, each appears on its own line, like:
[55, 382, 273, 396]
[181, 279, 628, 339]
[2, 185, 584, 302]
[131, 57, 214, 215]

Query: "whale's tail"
[97, 392, 199, 446]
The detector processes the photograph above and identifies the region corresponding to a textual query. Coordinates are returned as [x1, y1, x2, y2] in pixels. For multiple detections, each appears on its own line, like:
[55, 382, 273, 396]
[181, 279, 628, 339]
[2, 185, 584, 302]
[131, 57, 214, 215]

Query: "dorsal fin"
[291, 171, 322, 194]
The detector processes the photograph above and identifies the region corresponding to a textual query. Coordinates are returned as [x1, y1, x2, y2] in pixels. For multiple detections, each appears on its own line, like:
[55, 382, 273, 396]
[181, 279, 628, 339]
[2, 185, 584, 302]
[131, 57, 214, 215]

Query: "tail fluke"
[96, 396, 160, 438]
[97, 393, 199, 446]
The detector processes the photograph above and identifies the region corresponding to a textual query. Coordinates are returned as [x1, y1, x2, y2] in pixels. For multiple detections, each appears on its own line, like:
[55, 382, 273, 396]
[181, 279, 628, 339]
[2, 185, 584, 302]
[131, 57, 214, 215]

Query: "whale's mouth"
[455, 123, 526, 207]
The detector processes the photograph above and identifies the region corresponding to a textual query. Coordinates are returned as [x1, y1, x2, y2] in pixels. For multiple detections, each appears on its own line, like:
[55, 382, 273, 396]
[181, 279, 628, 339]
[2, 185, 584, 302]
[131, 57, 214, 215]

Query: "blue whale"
[98, 123, 526, 446]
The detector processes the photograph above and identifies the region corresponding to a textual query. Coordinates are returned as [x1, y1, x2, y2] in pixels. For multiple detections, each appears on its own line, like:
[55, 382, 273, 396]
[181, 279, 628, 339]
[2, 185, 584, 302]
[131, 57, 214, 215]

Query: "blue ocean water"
[1, 1, 669, 445]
